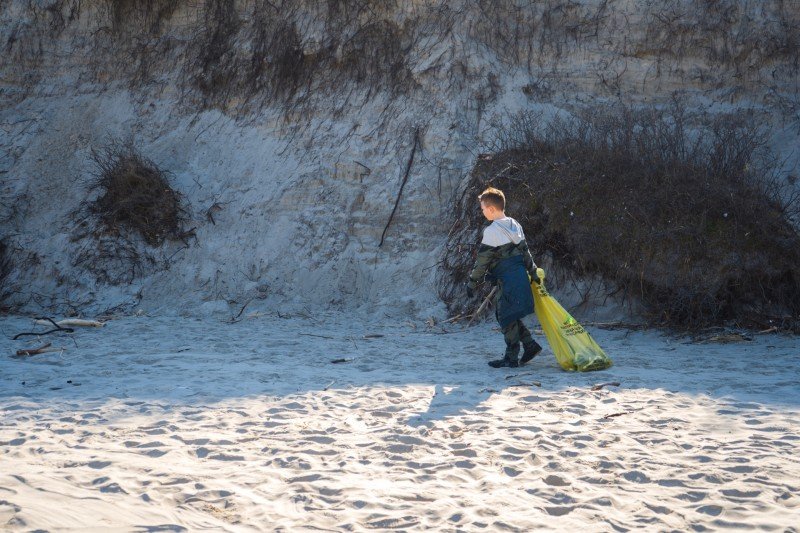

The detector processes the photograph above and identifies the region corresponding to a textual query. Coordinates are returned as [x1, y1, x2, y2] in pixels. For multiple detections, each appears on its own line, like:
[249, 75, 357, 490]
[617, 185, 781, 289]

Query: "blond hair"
[478, 187, 505, 211]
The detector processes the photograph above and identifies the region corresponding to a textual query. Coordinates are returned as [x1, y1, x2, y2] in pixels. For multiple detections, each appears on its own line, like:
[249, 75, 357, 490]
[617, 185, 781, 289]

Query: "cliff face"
[1, 1, 799, 317]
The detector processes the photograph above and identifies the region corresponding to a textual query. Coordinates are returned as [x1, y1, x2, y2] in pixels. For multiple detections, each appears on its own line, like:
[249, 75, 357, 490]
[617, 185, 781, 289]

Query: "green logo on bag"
[560, 315, 585, 336]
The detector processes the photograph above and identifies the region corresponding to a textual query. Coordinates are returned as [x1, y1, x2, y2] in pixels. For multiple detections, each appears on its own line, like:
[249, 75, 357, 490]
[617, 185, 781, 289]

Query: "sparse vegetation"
[184, 0, 416, 111]
[4, 1, 798, 111]
[69, 141, 188, 285]
[0, 239, 12, 308]
[189, 0, 242, 105]
[439, 102, 800, 331]
[637, 0, 800, 69]
[88, 141, 185, 247]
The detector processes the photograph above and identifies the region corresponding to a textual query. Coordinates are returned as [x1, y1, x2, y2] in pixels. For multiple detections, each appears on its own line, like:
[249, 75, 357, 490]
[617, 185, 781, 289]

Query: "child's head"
[478, 187, 505, 220]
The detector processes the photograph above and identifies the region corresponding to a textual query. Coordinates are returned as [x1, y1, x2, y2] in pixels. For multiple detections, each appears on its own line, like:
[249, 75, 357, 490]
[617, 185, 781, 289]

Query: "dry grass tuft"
[70, 141, 189, 285]
[89, 141, 185, 247]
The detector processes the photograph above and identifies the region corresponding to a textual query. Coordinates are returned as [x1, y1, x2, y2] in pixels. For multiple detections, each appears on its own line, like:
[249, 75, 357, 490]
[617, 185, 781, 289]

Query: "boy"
[466, 187, 543, 368]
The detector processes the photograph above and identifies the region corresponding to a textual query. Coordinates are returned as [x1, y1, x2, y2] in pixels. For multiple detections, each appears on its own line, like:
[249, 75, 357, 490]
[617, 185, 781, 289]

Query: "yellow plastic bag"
[531, 268, 612, 372]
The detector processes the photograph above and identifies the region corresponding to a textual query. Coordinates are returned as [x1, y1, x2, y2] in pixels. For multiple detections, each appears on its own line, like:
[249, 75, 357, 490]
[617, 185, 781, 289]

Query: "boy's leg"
[488, 321, 521, 368]
[502, 320, 523, 362]
[520, 321, 542, 364]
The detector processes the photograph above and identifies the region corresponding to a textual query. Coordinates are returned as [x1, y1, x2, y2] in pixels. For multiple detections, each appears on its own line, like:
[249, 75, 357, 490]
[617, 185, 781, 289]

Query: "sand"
[2, 313, 799, 531]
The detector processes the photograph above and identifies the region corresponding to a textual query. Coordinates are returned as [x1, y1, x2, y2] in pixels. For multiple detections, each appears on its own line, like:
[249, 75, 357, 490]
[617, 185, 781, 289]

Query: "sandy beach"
[1, 313, 798, 531]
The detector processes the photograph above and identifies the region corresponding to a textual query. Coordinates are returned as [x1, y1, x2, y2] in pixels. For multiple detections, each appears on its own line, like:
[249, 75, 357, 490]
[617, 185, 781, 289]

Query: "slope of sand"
[1, 314, 799, 531]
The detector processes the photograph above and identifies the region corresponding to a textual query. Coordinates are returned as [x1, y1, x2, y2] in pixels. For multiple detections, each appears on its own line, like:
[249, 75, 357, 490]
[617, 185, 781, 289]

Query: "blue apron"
[493, 254, 535, 328]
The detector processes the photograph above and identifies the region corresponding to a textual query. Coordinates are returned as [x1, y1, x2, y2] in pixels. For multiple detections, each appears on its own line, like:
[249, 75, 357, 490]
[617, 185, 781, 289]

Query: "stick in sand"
[591, 382, 621, 391]
[468, 286, 498, 326]
[16, 343, 61, 356]
[14, 317, 75, 339]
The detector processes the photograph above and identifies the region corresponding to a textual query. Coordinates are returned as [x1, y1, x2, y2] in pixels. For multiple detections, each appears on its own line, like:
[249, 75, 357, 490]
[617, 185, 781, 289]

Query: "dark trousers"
[502, 319, 536, 360]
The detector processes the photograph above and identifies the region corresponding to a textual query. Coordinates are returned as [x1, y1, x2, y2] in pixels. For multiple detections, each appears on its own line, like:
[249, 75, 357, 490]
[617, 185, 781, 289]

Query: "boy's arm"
[518, 239, 537, 274]
[467, 244, 498, 290]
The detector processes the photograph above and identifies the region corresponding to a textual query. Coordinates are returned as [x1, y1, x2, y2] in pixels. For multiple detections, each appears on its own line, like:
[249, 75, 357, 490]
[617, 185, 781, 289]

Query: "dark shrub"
[89, 141, 185, 247]
[439, 103, 800, 331]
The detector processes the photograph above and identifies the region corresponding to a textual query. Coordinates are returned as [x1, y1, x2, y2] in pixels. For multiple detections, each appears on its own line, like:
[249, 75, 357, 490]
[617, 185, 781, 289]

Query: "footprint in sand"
[209, 453, 245, 461]
[657, 478, 689, 488]
[622, 470, 650, 483]
[721, 465, 756, 474]
[645, 502, 672, 515]
[543, 474, 570, 487]
[545, 506, 574, 516]
[525, 453, 543, 466]
[288, 474, 324, 483]
[548, 493, 577, 505]
[678, 491, 707, 503]
[91, 477, 127, 494]
[451, 448, 477, 458]
[394, 435, 428, 446]
[136, 441, 169, 458]
[386, 444, 413, 454]
[141, 449, 169, 458]
[696, 504, 723, 516]
[722, 489, 761, 498]
[367, 517, 419, 529]
[303, 435, 336, 445]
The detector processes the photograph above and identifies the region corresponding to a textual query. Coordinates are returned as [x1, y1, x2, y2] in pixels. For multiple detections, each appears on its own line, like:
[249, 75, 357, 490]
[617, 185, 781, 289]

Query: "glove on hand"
[529, 270, 542, 284]
[466, 284, 475, 298]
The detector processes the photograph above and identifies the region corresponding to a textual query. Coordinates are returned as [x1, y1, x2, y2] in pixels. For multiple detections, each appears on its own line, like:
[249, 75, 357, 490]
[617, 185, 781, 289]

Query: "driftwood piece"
[13, 317, 74, 340]
[701, 333, 752, 344]
[468, 286, 498, 326]
[602, 407, 643, 420]
[603, 411, 632, 419]
[505, 371, 536, 380]
[16, 343, 60, 356]
[34, 318, 104, 328]
[509, 381, 542, 388]
[442, 314, 468, 324]
[591, 381, 621, 391]
[228, 299, 252, 323]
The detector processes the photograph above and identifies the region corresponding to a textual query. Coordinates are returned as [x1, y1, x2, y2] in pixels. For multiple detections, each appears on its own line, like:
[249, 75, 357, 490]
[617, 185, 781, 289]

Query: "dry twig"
[15, 343, 59, 356]
[379, 128, 420, 247]
[468, 286, 498, 326]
